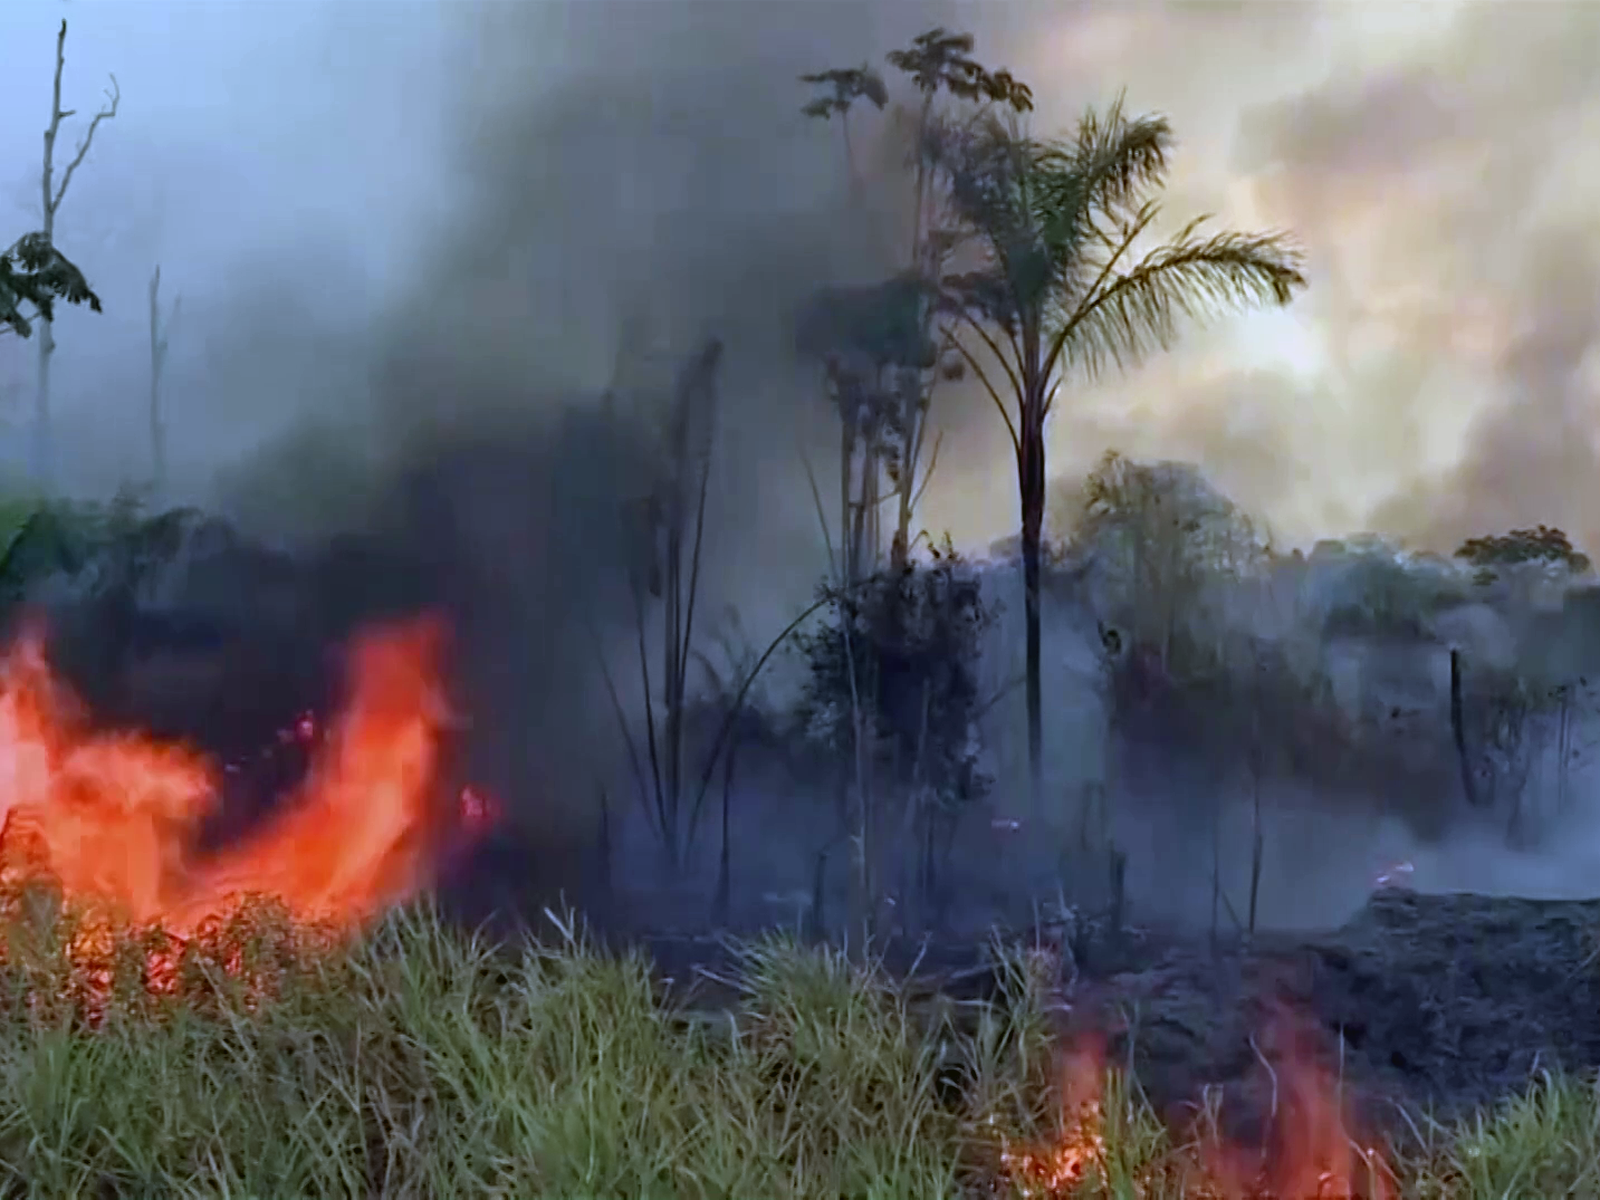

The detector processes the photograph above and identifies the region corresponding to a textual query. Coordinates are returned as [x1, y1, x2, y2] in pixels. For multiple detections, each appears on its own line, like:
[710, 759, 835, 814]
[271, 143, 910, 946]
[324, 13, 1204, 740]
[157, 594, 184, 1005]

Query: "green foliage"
[796, 274, 938, 370]
[1321, 553, 1468, 641]
[885, 27, 1034, 111]
[1424, 1071, 1600, 1197]
[932, 85, 1304, 805]
[938, 98, 1305, 385]
[0, 232, 102, 339]
[793, 540, 998, 811]
[798, 64, 887, 121]
[0, 489, 198, 614]
[797, 27, 1033, 374]
[1455, 524, 1591, 584]
[1067, 450, 1266, 682]
[1074, 451, 1262, 565]
[800, 27, 1032, 131]
[0, 901, 1022, 1198]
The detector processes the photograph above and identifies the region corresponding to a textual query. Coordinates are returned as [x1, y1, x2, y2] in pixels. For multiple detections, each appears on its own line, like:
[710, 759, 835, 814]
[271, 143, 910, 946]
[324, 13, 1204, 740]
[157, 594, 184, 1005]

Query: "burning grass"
[0, 900, 1596, 1198]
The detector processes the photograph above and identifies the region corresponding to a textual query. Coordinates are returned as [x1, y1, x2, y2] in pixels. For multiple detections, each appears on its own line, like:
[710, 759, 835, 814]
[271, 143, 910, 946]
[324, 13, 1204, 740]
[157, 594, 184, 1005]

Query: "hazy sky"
[2, 0, 1598, 557]
[0, 0, 467, 471]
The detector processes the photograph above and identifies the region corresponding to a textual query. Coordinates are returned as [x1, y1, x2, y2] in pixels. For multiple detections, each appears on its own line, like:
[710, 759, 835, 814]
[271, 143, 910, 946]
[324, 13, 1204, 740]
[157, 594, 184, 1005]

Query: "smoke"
[1221, 2, 1600, 554]
[30, 1, 1600, 557]
[34, 0, 1600, 924]
[885, 2, 1600, 560]
[187, 1, 951, 914]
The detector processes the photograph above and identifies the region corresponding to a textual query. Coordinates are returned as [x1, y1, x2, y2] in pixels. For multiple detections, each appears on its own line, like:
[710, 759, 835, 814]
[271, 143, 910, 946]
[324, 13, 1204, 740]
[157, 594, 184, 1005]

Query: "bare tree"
[800, 30, 1031, 576]
[620, 336, 722, 875]
[147, 266, 179, 502]
[594, 334, 828, 880]
[35, 19, 120, 490]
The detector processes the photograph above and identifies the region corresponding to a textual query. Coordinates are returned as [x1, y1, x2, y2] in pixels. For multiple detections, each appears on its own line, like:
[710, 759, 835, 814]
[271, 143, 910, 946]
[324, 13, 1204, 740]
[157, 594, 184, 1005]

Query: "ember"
[998, 1038, 1110, 1195]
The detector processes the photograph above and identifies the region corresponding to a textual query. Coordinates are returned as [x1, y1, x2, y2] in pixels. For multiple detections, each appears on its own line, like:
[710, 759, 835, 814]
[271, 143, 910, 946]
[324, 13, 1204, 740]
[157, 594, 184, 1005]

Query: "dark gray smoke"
[181, 2, 965, 917]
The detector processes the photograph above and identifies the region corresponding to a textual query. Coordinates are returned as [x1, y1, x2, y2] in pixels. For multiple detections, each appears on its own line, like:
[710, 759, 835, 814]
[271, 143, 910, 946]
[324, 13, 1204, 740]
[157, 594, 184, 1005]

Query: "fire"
[0, 613, 481, 941]
[998, 1037, 1110, 1195]
[1202, 1007, 1395, 1200]
[999, 1009, 1395, 1199]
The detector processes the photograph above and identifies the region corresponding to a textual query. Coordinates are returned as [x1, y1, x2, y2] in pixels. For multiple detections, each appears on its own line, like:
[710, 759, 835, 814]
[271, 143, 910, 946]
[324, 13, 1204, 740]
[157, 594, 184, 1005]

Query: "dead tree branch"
[35, 19, 119, 488]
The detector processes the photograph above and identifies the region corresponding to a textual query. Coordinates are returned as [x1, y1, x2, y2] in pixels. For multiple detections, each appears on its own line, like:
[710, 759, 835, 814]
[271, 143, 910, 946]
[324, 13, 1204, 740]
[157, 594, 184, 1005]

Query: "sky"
[2, 0, 1599, 559]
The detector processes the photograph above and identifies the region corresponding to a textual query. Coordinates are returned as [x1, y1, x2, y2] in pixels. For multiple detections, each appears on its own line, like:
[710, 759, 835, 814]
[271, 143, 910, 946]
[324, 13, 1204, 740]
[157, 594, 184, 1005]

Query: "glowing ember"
[0, 613, 483, 941]
[998, 1038, 1109, 1195]
[458, 784, 498, 829]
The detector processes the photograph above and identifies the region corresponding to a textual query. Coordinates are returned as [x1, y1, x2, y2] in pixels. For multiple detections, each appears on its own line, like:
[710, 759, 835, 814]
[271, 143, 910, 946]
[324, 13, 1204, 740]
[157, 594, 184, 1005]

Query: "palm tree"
[939, 97, 1307, 813]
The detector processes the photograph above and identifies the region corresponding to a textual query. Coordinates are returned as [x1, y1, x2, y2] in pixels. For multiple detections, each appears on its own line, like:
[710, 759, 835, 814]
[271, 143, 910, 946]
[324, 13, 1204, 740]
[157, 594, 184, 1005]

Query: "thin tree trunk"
[892, 366, 931, 572]
[713, 737, 736, 925]
[33, 322, 53, 490]
[1248, 660, 1265, 935]
[1451, 649, 1480, 807]
[840, 414, 857, 583]
[148, 266, 168, 501]
[597, 786, 614, 926]
[34, 20, 118, 491]
[664, 520, 682, 863]
[1019, 417, 1047, 814]
[860, 442, 880, 576]
[35, 42, 60, 492]
[1556, 688, 1572, 814]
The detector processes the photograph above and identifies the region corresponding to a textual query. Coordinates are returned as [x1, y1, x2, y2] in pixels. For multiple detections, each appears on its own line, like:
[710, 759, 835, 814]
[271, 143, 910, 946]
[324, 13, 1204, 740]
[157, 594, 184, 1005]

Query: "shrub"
[792, 540, 999, 926]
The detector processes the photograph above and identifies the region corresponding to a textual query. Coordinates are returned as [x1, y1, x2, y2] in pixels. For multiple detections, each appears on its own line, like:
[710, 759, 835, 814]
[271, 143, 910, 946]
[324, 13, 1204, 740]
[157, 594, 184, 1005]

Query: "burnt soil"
[620, 890, 1600, 1147]
[1067, 891, 1600, 1144]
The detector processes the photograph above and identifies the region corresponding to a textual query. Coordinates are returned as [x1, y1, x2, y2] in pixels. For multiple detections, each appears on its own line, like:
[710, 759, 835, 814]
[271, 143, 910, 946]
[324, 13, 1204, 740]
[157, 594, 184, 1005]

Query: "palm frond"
[1049, 222, 1306, 385]
[1051, 94, 1174, 221]
[939, 93, 1307, 427]
[1024, 101, 1175, 318]
[939, 116, 1069, 325]
[943, 103, 1175, 331]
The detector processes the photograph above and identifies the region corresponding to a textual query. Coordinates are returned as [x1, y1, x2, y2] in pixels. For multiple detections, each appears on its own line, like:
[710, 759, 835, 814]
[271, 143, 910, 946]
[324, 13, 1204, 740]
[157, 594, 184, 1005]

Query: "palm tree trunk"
[1019, 416, 1046, 815]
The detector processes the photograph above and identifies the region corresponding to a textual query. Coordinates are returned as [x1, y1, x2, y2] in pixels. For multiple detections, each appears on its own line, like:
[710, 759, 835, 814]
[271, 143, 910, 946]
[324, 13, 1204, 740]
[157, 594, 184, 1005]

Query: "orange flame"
[999, 1034, 1110, 1195]
[0, 614, 476, 939]
[999, 1009, 1395, 1199]
[1206, 1006, 1394, 1200]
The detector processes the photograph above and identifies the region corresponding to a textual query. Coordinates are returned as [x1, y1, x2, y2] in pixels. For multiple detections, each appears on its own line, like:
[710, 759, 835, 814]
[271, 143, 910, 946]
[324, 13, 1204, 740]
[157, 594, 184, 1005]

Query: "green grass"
[0, 895, 1592, 1199]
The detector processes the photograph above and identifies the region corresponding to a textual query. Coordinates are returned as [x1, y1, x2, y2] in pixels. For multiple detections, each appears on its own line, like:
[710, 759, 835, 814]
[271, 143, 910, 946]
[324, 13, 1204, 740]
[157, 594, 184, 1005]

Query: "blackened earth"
[1068, 890, 1600, 1144]
[562, 890, 1600, 1149]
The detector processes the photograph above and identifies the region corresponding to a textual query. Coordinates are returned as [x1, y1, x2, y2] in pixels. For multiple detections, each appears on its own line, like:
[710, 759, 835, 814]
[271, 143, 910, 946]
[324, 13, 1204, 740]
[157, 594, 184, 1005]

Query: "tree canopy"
[1455, 525, 1591, 577]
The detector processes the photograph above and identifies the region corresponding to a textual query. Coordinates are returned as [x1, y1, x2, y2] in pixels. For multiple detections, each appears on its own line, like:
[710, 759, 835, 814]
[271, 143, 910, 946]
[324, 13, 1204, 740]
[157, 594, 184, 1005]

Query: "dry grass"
[0, 889, 1591, 1198]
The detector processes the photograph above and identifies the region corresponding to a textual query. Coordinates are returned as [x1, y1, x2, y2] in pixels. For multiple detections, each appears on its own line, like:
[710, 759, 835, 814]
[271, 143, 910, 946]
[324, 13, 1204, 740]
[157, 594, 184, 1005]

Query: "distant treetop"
[1454, 525, 1591, 580]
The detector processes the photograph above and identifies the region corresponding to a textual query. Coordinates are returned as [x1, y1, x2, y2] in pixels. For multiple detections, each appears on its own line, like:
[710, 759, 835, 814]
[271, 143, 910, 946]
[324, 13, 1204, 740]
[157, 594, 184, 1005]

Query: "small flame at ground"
[0, 613, 486, 941]
[1000, 1010, 1395, 1199]
[999, 1037, 1108, 1194]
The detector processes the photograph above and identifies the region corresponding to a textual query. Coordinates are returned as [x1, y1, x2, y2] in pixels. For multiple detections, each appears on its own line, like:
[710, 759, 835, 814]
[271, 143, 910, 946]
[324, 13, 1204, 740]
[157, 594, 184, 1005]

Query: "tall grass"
[0, 891, 1590, 1198]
